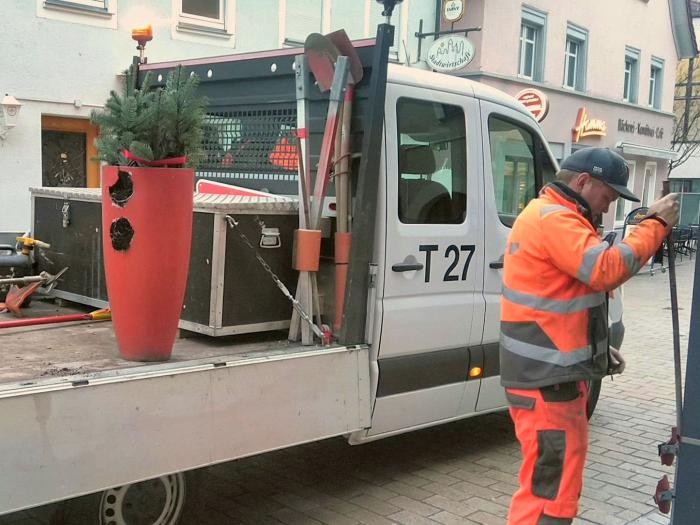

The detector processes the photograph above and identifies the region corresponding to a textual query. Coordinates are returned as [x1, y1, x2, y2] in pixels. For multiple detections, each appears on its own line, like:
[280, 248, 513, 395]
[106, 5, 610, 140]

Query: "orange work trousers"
[505, 381, 589, 525]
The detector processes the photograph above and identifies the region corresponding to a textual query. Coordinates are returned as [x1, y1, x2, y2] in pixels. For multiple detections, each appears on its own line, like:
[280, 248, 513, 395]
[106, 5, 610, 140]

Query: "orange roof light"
[131, 25, 153, 45]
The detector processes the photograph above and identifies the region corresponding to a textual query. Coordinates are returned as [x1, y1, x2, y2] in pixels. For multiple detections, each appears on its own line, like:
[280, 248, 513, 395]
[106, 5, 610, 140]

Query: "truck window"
[488, 115, 537, 227]
[396, 98, 467, 224]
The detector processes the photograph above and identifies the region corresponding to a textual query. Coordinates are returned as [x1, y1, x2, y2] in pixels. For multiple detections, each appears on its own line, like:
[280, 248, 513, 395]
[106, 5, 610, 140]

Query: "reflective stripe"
[617, 243, 642, 275]
[509, 242, 520, 255]
[578, 241, 610, 285]
[540, 204, 570, 218]
[503, 286, 605, 313]
[501, 333, 593, 367]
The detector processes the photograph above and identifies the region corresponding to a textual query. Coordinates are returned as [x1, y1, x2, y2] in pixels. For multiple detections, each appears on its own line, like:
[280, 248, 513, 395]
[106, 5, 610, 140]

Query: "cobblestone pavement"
[2, 259, 695, 525]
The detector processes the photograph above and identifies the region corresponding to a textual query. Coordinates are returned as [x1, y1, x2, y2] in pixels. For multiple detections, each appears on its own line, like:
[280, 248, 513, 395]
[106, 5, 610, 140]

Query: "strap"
[122, 149, 187, 167]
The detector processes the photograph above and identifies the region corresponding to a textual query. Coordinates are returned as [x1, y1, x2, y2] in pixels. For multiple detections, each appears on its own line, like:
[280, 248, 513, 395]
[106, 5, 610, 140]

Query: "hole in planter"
[110, 218, 134, 251]
[109, 170, 134, 207]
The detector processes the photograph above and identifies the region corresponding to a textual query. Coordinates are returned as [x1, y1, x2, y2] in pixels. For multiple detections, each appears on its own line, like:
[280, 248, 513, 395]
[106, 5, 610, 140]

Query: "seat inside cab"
[398, 145, 461, 224]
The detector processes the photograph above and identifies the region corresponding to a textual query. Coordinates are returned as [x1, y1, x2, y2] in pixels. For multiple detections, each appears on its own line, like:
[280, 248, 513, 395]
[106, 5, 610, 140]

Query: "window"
[40, 0, 115, 27]
[176, 0, 231, 34]
[649, 56, 664, 109]
[623, 46, 640, 103]
[488, 116, 542, 227]
[519, 6, 547, 81]
[44, 0, 109, 11]
[182, 0, 221, 20]
[397, 98, 467, 224]
[564, 24, 587, 91]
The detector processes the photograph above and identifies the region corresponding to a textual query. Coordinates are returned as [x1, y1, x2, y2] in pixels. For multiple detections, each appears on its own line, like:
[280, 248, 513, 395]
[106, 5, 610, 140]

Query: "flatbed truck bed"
[0, 300, 370, 515]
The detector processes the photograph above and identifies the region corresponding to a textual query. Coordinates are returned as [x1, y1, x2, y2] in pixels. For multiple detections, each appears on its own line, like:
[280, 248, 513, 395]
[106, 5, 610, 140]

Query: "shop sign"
[618, 118, 665, 139]
[572, 107, 607, 143]
[426, 35, 475, 72]
[515, 88, 549, 122]
[443, 0, 464, 22]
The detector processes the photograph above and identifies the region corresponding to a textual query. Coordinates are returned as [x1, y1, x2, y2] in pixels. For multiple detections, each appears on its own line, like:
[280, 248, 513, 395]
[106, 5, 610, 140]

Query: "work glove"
[646, 193, 680, 227]
[608, 346, 626, 375]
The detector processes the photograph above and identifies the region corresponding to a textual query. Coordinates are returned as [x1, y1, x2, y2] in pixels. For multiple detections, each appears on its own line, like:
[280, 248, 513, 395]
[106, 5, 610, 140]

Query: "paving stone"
[461, 497, 508, 518]
[303, 506, 361, 525]
[463, 510, 506, 525]
[579, 508, 628, 525]
[386, 496, 440, 517]
[388, 510, 442, 525]
[272, 507, 324, 525]
[349, 494, 402, 516]
[430, 510, 479, 524]
[423, 495, 479, 517]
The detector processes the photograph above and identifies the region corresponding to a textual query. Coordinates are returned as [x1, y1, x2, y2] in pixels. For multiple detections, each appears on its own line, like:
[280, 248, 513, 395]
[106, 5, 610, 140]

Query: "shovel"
[288, 34, 348, 343]
[304, 33, 349, 231]
[325, 30, 364, 331]
[0, 308, 111, 330]
[0, 268, 69, 316]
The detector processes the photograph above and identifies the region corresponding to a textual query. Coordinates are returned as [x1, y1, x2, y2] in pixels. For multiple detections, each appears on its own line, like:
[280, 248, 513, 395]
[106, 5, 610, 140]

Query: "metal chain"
[224, 215, 324, 340]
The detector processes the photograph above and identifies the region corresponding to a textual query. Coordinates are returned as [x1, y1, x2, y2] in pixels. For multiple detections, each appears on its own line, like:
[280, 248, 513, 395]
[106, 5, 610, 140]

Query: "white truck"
[0, 21, 622, 525]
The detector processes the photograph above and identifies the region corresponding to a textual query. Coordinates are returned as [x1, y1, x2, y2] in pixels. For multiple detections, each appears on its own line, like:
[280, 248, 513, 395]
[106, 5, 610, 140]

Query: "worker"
[500, 147, 679, 525]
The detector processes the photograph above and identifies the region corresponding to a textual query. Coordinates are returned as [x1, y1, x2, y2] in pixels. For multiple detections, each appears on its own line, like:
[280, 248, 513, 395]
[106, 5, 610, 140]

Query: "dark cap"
[560, 147, 640, 202]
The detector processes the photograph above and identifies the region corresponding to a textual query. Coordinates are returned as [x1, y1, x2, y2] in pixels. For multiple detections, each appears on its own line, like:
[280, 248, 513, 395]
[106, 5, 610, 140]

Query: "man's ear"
[571, 172, 590, 192]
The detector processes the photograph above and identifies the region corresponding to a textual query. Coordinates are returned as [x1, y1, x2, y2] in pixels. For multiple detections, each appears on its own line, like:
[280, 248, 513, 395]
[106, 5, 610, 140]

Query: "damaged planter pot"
[102, 165, 194, 361]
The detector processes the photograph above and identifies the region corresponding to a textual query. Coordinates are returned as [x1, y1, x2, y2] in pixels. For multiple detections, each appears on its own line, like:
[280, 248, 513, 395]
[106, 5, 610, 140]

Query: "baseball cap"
[560, 147, 640, 202]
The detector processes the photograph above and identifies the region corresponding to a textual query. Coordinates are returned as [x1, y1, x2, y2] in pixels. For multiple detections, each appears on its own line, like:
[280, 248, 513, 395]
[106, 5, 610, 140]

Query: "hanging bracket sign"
[516, 88, 549, 122]
[443, 0, 465, 22]
[426, 35, 475, 72]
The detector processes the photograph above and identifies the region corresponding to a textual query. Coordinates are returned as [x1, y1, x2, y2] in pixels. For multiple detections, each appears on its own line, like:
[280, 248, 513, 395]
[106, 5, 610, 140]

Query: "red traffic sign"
[516, 88, 549, 122]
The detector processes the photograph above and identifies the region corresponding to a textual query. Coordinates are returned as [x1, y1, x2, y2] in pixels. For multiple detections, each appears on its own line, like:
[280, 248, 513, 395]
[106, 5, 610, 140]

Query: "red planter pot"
[101, 166, 194, 361]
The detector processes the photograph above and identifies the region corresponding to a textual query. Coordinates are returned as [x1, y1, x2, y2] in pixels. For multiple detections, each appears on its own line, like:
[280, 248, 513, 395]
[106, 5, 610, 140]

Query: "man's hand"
[647, 193, 680, 227]
[609, 346, 626, 375]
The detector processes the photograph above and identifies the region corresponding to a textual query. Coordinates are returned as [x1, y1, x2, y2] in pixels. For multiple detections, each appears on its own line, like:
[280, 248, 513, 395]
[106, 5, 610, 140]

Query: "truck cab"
[352, 64, 557, 442]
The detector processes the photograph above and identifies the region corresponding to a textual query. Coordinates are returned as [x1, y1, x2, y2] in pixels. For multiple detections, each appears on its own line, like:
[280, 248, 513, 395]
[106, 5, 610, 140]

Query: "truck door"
[367, 86, 485, 437]
[477, 101, 556, 412]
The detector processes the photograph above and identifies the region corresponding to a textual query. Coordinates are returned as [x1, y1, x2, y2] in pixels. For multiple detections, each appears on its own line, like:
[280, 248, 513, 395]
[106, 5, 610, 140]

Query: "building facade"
[0, 0, 434, 232]
[448, 0, 696, 231]
[1, 1, 695, 233]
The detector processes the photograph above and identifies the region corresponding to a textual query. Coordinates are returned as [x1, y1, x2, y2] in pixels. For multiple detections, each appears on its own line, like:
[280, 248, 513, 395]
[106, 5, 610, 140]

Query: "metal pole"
[340, 22, 394, 344]
[672, 242, 700, 521]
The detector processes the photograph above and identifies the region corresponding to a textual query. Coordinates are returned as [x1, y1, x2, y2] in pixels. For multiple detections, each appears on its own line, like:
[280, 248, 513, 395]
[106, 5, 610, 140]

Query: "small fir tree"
[91, 64, 207, 168]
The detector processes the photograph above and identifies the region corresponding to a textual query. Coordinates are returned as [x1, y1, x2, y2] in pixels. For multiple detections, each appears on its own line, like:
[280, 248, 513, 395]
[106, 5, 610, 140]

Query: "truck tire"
[42, 473, 187, 525]
[586, 379, 602, 420]
[99, 472, 186, 525]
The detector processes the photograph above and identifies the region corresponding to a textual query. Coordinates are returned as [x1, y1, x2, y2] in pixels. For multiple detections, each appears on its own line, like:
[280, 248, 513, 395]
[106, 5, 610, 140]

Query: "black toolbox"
[31, 187, 299, 336]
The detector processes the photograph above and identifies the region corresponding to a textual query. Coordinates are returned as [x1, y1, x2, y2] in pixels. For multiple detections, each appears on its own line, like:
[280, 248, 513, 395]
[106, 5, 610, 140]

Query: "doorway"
[642, 162, 657, 207]
[41, 116, 100, 188]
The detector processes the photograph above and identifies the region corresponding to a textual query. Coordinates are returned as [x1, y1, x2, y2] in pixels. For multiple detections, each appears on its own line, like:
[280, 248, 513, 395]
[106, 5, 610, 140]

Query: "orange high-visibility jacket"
[500, 182, 667, 389]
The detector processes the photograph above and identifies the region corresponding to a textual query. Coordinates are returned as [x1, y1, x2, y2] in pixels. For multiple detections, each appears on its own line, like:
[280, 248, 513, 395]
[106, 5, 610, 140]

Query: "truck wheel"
[99, 472, 186, 525]
[586, 379, 602, 420]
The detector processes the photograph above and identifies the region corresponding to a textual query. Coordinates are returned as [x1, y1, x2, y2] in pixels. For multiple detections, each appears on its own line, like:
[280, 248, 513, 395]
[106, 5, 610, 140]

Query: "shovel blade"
[5, 282, 43, 317]
[326, 29, 364, 84]
[304, 33, 340, 91]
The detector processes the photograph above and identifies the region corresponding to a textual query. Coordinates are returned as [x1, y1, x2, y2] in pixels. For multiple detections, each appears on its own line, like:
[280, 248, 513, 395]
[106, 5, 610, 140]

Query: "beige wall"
[449, 0, 683, 230]
[458, 0, 678, 112]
